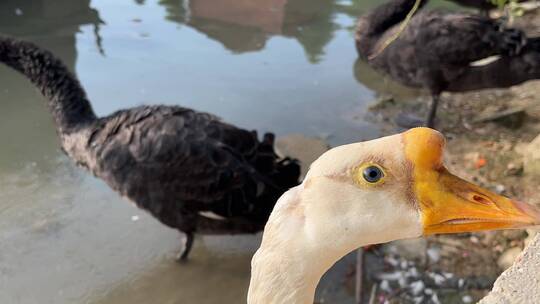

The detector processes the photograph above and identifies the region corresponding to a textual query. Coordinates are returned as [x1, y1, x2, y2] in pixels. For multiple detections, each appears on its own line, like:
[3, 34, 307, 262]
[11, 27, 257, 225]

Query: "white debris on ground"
[373, 250, 478, 303]
[426, 247, 441, 263]
[369, 236, 502, 304]
[409, 280, 424, 296]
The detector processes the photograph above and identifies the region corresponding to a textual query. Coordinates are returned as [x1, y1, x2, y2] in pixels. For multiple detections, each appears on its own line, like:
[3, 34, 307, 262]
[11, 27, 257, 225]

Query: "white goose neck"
[248, 244, 325, 304]
[247, 185, 347, 304]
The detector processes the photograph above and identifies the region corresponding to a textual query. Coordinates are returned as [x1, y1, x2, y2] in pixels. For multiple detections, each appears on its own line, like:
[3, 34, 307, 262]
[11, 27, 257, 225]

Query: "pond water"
[0, 0, 457, 303]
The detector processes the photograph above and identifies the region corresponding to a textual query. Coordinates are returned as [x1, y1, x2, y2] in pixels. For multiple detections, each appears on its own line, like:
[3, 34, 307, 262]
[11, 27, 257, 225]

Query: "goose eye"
[362, 166, 383, 183]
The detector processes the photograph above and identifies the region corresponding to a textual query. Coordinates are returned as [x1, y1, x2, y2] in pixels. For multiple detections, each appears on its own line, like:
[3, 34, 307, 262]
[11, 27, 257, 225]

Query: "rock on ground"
[524, 134, 540, 177]
[480, 234, 540, 304]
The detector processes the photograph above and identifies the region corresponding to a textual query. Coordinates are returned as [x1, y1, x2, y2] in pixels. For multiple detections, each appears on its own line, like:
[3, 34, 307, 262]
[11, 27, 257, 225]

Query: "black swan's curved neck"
[356, 0, 429, 59]
[0, 37, 96, 133]
[362, 0, 429, 37]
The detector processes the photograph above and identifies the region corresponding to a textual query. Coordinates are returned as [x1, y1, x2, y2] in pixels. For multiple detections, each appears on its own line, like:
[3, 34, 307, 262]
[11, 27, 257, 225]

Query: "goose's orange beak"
[417, 168, 540, 234]
[404, 128, 540, 235]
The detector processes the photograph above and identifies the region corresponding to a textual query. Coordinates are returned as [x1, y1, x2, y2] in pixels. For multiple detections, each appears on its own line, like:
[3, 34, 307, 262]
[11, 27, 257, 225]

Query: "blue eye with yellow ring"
[362, 166, 383, 183]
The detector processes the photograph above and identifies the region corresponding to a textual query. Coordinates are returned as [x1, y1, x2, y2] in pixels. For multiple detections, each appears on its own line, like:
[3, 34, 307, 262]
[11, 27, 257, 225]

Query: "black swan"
[0, 36, 300, 260]
[355, 0, 540, 127]
[449, 0, 530, 16]
[450, 0, 507, 15]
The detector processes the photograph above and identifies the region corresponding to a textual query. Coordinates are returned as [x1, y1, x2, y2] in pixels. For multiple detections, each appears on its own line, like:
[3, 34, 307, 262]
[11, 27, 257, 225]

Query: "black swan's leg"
[174, 216, 262, 263]
[394, 94, 441, 129]
[425, 94, 440, 128]
[177, 232, 194, 262]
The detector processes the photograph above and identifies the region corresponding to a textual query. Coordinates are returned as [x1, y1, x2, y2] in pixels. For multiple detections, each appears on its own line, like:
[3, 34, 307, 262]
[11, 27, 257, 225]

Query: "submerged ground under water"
[0, 0, 457, 303]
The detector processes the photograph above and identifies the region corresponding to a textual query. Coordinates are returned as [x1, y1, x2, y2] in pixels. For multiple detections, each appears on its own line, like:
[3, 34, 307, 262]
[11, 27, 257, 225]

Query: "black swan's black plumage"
[450, 0, 500, 13]
[449, 0, 526, 15]
[0, 37, 300, 259]
[355, 0, 540, 127]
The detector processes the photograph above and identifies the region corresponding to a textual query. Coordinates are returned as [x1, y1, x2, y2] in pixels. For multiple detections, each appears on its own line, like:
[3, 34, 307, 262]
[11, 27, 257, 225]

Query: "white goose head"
[248, 127, 540, 304]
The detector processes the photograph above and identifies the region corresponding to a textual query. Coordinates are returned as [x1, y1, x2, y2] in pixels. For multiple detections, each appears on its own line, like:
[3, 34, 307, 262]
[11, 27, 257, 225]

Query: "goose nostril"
[472, 194, 491, 205]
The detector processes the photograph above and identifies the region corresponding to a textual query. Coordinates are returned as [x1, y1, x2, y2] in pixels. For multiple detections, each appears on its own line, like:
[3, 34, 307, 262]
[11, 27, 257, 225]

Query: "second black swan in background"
[449, 0, 526, 16]
[356, 0, 540, 128]
[0, 36, 300, 261]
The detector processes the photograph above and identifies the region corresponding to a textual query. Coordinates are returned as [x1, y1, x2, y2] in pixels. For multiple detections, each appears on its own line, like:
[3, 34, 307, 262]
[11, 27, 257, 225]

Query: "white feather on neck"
[248, 184, 330, 304]
[248, 137, 423, 304]
[247, 182, 420, 304]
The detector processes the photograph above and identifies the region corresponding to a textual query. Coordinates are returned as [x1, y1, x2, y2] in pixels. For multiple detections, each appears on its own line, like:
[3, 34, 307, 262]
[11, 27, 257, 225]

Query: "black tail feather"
[273, 157, 301, 189]
[496, 28, 527, 56]
[447, 38, 540, 92]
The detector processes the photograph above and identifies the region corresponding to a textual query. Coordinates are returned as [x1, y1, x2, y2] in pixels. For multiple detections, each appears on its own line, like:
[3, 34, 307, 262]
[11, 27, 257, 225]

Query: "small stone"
[131, 215, 140, 221]
[378, 272, 403, 281]
[400, 260, 408, 270]
[413, 296, 424, 304]
[431, 293, 440, 304]
[14, 8, 23, 16]
[433, 274, 445, 285]
[406, 267, 419, 278]
[470, 236, 480, 243]
[380, 280, 391, 292]
[410, 280, 425, 296]
[505, 162, 524, 176]
[495, 184, 506, 194]
[497, 247, 523, 270]
[385, 256, 399, 267]
[398, 276, 407, 288]
[428, 272, 446, 285]
[462, 295, 473, 303]
[427, 247, 441, 263]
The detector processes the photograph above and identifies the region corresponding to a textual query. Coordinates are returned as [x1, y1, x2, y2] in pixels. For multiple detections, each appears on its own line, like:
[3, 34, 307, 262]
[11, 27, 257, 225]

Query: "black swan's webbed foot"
[176, 232, 194, 263]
